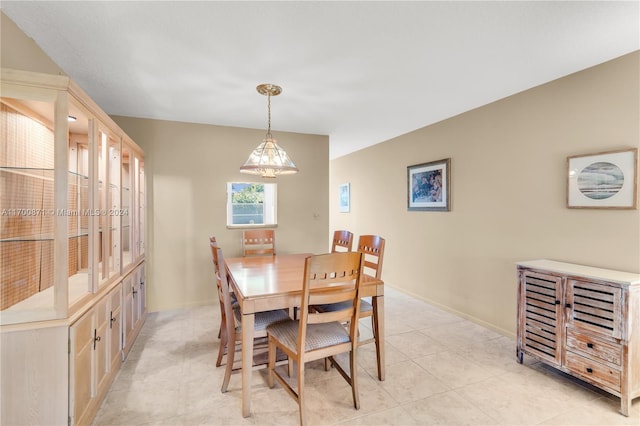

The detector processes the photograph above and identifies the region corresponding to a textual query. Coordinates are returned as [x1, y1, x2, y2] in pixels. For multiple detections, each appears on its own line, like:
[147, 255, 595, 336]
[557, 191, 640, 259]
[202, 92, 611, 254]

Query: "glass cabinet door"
[67, 99, 91, 306]
[108, 135, 121, 279]
[121, 145, 132, 270]
[1, 93, 57, 322]
[97, 129, 121, 286]
[137, 157, 145, 258]
[0, 89, 66, 324]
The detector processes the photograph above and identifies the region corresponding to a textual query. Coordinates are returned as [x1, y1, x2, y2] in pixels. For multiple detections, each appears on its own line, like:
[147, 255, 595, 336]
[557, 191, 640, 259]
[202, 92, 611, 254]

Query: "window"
[226, 182, 277, 227]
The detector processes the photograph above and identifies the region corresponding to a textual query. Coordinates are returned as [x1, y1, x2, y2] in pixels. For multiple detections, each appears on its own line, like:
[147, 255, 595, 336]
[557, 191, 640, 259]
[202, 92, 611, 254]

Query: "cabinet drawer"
[566, 328, 622, 366]
[565, 351, 621, 392]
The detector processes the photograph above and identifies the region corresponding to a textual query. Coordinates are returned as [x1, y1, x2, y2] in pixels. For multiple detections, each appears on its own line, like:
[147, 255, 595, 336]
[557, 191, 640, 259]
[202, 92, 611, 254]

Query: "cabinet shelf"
[0, 234, 55, 242]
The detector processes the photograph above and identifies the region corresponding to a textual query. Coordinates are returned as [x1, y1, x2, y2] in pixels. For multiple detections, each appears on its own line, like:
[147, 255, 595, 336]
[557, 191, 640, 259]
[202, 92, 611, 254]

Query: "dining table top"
[225, 252, 384, 302]
[224, 253, 312, 299]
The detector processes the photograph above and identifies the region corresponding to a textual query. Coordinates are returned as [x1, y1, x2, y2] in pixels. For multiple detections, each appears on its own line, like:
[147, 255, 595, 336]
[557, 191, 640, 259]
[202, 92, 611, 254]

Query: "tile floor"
[94, 287, 639, 425]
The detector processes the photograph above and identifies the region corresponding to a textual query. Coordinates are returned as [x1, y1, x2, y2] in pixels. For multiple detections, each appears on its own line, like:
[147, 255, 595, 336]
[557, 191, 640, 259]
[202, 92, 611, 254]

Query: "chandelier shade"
[240, 84, 298, 178]
[240, 137, 298, 178]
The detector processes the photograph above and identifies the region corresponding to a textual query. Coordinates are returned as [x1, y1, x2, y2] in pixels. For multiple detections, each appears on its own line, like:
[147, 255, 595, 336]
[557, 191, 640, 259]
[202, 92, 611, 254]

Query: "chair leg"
[372, 313, 383, 381]
[217, 304, 225, 339]
[216, 320, 227, 367]
[350, 348, 360, 410]
[297, 360, 306, 426]
[267, 337, 276, 388]
[221, 336, 235, 393]
[287, 357, 294, 377]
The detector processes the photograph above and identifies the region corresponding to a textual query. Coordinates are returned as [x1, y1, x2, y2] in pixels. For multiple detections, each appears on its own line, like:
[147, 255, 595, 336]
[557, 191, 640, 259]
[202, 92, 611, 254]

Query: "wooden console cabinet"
[517, 259, 640, 416]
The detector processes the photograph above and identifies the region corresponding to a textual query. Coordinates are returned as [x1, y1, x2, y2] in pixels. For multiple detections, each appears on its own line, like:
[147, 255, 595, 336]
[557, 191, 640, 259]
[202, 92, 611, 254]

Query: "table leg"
[241, 312, 255, 417]
[372, 295, 385, 381]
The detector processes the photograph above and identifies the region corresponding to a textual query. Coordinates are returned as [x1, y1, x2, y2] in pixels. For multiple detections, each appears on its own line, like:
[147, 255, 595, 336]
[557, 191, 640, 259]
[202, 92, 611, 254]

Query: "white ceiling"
[2, 1, 639, 159]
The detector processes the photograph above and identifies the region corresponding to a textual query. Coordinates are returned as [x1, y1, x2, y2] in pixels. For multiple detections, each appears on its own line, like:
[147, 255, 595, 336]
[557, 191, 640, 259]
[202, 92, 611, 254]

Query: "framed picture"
[408, 158, 451, 211]
[339, 183, 350, 212]
[567, 148, 638, 209]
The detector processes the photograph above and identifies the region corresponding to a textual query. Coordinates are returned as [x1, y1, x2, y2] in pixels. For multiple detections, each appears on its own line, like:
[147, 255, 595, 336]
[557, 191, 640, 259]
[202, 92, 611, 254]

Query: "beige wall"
[1, 13, 64, 75]
[330, 51, 640, 336]
[111, 116, 329, 312]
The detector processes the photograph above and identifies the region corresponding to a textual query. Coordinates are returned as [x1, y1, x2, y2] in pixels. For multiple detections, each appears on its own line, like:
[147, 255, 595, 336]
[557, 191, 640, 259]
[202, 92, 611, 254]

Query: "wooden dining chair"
[312, 234, 385, 380]
[331, 230, 353, 252]
[210, 243, 290, 391]
[242, 229, 275, 256]
[210, 236, 226, 342]
[266, 251, 364, 426]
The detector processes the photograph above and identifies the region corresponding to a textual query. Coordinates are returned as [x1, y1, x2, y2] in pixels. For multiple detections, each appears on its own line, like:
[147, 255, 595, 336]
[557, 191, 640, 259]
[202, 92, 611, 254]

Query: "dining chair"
[210, 243, 290, 391]
[242, 229, 276, 256]
[331, 230, 354, 252]
[210, 236, 226, 342]
[312, 234, 385, 380]
[266, 251, 364, 426]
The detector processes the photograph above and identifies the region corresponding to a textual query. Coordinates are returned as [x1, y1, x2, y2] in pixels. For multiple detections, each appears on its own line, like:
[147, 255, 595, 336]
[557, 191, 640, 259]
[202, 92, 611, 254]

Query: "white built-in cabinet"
[123, 262, 146, 357]
[70, 282, 122, 425]
[0, 68, 146, 425]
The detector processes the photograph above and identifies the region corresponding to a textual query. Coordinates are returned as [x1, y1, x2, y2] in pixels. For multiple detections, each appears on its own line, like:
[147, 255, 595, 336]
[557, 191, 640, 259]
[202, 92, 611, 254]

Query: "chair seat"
[314, 297, 372, 313]
[267, 319, 350, 353]
[233, 307, 290, 331]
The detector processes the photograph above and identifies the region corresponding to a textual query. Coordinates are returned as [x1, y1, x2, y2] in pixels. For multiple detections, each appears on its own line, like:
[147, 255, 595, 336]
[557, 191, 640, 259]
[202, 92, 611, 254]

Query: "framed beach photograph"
[567, 148, 638, 209]
[407, 158, 451, 211]
[339, 183, 350, 212]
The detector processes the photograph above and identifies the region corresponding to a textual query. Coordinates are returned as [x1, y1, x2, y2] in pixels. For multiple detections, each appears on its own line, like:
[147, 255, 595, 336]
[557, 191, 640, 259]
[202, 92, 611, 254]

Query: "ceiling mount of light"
[240, 84, 298, 178]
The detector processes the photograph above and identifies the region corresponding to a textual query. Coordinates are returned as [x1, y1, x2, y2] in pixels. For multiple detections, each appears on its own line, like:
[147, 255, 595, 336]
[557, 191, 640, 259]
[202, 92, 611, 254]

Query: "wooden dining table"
[224, 252, 385, 418]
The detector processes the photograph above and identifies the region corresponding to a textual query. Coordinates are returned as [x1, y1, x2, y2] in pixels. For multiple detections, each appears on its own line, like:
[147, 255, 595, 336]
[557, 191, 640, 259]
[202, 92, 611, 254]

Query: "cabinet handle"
[132, 289, 137, 296]
[565, 303, 571, 308]
[93, 330, 101, 350]
[555, 300, 560, 305]
[586, 367, 593, 374]
[110, 311, 116, 328]
[587, 343, 594, 349]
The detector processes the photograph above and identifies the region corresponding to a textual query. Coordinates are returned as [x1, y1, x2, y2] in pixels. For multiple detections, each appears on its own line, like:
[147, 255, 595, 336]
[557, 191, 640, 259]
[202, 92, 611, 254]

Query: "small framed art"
[407, 158, 451, 211]
[339, 183, 350, 212]
[567, 148, 638, 209]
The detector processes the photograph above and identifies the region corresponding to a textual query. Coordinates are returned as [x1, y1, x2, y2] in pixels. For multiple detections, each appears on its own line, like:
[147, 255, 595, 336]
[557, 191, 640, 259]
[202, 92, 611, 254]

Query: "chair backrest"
[297, 252, 364, 352]
[331, 230, 353, 253]
[242, 229, 276, 256]
[357, 235, 385, 280]
[210, 241, 236, 336]
[209, 237, 224, 303]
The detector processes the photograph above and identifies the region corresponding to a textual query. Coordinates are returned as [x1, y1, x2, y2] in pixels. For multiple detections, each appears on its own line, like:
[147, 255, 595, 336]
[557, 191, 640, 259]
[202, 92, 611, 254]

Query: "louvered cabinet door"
[518, 270, 563, 365]
[566, 279, 622, 339]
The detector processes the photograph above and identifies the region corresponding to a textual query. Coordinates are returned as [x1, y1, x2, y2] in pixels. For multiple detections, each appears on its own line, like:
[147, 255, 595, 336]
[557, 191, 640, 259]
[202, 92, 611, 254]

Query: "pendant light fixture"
[240, 84, 298, 178]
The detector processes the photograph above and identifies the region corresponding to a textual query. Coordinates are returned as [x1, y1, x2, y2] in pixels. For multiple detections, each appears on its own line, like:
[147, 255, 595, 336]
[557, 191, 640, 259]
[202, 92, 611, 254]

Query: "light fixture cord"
[266, 92, 272, 138]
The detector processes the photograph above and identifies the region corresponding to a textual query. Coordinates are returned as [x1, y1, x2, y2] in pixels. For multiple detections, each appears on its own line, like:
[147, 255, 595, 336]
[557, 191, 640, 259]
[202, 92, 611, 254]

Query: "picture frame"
[407, 158, 451, 211]
[567, 148, 638, 209]
[339, 183, 350, 213]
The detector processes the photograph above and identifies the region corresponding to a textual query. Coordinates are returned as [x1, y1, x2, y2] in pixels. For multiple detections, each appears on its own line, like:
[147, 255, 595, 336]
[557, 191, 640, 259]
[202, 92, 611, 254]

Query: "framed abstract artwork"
[339, 183, 350, 213]
[567, 148, 638, 209]
[407, 158, 450, 211]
